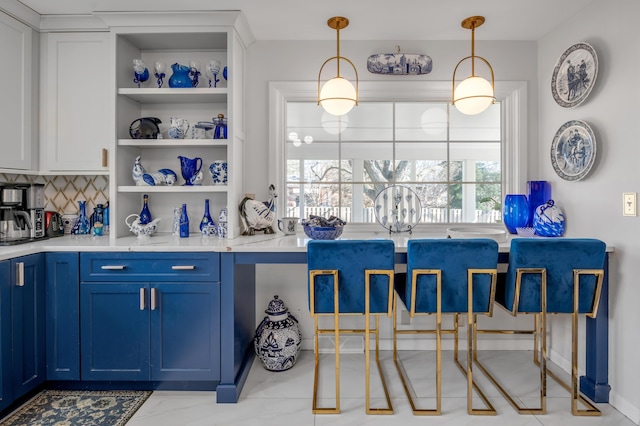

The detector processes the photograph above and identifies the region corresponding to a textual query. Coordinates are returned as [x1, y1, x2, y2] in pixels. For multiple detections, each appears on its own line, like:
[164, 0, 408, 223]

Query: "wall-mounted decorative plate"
[367, 53, 432, 75]
[550, 120, 596, 181]
[551, 42, 598, 108]
[374, 185, 422, 233]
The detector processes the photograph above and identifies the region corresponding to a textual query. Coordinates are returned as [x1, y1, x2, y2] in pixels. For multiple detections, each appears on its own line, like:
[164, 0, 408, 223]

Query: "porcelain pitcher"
[178, 155, 203, 186]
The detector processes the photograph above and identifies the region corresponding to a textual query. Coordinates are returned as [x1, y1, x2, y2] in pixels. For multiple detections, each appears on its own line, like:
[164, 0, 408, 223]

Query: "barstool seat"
[393, 238, 498, 415]
[475, 238, 605, 416]
[307, 239, 395, 415]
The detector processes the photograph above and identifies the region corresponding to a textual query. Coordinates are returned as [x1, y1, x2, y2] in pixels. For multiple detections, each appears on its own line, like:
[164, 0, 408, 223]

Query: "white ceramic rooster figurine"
[239, 184, 277, 235]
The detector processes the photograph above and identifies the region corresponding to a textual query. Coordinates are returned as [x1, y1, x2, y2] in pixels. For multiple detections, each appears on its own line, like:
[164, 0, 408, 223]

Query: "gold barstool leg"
[473, 268, 547, 414]
[393, 270, 442, 415]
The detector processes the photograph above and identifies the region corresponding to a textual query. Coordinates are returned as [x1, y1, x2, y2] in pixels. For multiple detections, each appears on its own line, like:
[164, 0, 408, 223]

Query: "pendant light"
[452, 16, 495, 115]
[318, 16, 358, 116]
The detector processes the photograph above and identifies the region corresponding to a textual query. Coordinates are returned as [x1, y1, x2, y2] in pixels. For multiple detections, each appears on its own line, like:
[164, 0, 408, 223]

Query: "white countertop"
[0, 230, 612, 261]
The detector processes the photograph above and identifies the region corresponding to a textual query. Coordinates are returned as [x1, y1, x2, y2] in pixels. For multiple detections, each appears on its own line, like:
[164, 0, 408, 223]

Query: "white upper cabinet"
[0, 12, 33, 171]
[40, 32, 110, 173]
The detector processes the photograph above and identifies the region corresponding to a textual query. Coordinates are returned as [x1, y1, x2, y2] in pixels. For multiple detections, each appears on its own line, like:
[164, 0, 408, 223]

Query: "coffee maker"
[0, 183, 45, 245]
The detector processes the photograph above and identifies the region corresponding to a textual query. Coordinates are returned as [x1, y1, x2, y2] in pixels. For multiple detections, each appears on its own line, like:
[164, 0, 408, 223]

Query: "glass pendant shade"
[453, 76, 494, 115]
[319, 77, 357, 116]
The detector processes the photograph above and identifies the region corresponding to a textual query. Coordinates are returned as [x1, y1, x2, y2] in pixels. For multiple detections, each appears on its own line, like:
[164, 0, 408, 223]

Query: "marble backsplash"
[0, 174, 109, 215]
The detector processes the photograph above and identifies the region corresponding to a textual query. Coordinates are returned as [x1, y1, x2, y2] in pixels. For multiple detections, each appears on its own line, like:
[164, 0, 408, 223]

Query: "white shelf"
[118, 88, 227, 104]
[118, 139, 228, 147]
[118, 185, 228, 193]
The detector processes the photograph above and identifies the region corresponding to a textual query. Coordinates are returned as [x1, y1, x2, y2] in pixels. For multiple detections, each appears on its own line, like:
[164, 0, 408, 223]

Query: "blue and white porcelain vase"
[533, 199, 565, 237]
[254, 295, 302, 372]
[71, 201, 91, 235]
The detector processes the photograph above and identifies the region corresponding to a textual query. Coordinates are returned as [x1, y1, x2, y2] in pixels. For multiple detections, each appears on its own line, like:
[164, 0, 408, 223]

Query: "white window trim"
[269, 80, 527, 231]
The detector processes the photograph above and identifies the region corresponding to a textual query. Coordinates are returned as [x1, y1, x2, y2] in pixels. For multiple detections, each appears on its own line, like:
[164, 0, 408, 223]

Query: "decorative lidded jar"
[254, 295, 302, 372]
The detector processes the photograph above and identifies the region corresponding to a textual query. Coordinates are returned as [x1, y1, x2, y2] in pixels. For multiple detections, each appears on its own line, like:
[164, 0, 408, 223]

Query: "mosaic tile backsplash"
[0, 173, 109, 215]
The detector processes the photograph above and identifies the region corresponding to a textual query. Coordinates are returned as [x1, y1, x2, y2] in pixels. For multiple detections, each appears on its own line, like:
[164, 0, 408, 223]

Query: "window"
[269, 81, 527, 228]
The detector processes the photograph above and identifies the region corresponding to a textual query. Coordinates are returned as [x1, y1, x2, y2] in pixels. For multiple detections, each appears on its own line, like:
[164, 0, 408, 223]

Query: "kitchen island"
[0, 232, 612, 405]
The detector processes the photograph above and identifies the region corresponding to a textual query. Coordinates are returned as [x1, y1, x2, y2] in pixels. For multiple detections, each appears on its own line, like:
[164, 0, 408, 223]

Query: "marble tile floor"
[126, 350, 634, 426]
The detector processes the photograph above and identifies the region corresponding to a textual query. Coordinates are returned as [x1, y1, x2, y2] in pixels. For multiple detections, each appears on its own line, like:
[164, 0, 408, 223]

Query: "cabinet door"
[0, 261, 11, 411]
[41, 32, 110, 172]
[0, 12, 32, 170]
[80, 283, 150, 381]
[150, 283, 220, 381]
[46, 253, 80, 381]
[11, 254, 45, 399]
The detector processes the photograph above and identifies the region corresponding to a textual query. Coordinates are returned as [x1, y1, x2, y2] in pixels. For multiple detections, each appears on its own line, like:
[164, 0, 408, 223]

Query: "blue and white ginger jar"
[254, 295, 302, 372]
[533, 199, 565, 237]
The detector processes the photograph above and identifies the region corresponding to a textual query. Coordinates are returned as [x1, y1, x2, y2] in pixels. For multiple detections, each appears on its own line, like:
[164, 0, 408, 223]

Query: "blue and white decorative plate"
[374, 185, 422, 233]
[551, 42, 598, 108]
[550, 120, 596, 181]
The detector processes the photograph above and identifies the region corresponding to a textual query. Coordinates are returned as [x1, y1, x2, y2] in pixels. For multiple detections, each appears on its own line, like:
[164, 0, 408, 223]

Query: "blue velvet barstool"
[474, 238, 605, 416]
[307, 240, 395, 415]
[393, 238, 499, 415]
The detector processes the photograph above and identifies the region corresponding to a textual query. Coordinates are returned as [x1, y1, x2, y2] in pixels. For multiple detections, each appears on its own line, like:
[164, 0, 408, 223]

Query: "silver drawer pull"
[151, 288, 157, 311]
[171, 265, 195, 270]
[101, 265, 126, 270]
[140, 288, 146, 311]
[16, 262, 24, 287]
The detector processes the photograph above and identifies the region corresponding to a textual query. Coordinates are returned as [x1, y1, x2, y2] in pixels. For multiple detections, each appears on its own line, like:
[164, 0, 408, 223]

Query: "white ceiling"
[17, 0, 595, 41]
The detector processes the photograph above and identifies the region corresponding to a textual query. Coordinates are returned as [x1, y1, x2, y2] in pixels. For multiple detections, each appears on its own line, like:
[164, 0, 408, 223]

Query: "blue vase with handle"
[502, 194, 529, 234]
[168, 63, 192, 88]
[178, 155, 203, 186]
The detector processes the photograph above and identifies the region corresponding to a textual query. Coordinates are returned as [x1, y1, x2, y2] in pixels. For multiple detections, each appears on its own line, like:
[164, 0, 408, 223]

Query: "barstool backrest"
[402, 238, 498, 314]
[499, 238, 606, 314]
[308, 240, 395, 314]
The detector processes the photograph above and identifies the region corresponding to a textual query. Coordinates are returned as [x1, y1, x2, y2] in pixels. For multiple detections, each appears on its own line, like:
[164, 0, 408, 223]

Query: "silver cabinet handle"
[16, 262, 24, 287]
[151, 288, 157, 311]
[139, 288, 146, 310]
[101, 265, 126, 270]
[171, 265, 195, 270]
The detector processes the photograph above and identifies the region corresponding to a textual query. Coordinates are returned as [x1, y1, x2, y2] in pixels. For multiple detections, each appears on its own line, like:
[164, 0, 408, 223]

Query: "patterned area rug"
[0, 390, 152, 426]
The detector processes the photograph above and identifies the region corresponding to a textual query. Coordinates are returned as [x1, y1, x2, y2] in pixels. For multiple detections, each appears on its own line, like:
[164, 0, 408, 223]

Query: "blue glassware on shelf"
[154, 61, 166, 88]
[502, 194, 529, 234]
[168, 63, 193, 88]
[189, 61, 201, 87]
[223, 66, 228, 81]
[178, 155, 203, 186]
[205, 60, 221, 88]
[213, 114, 227, 139]
[71, 201, 91, 235]
[139, 194, 152, 225]
[180, 204, 190, 238]
[133, 59, 149, 88]
[527, 180, 551, 227]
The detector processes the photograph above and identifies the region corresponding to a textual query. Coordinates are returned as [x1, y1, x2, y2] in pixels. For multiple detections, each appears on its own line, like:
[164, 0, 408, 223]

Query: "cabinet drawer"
[80, 252, 219, 282]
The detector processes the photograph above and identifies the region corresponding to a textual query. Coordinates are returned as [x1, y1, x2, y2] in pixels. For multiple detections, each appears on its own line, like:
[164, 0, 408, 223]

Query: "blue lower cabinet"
[10, 254, 46, 401]
[46, 253, 80, 380]
[151, 284, 220, 381]
[80, 282, 220, 382]
[80, 283, 151, 381]
[0, 260, 11, 411]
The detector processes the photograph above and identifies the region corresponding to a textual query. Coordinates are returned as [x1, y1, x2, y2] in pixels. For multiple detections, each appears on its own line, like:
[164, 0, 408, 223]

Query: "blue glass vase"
[503, 194, 529, 234]
[527, 181, 551, 227]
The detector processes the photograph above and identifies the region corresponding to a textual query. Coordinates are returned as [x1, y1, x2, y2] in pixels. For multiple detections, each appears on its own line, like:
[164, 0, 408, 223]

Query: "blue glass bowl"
[303, 225, 344, 240]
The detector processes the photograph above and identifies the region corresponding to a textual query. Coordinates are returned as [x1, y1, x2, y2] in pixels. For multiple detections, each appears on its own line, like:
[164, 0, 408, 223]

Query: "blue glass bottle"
[180, 204, 190, 238]
[139, 194, 152, 225]
[502, 194, 529, 234]
[200, 199, 215, 233]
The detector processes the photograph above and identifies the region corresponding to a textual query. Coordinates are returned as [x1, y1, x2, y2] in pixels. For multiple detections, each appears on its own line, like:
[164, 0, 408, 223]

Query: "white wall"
[538, 0, 640, 422]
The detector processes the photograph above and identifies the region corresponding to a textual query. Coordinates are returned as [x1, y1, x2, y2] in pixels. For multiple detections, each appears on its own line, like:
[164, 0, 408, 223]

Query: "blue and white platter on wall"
[367, 53, 432, 75]
[550, 119, 596, 181]
[551, 42, 598, 108]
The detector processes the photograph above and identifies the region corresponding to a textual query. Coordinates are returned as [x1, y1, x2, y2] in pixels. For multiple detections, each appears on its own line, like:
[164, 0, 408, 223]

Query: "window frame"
[269, 80, 528, 231]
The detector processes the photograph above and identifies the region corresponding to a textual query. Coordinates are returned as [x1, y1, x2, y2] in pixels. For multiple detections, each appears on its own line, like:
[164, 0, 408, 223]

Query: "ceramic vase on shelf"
[200, 199, 216, 236]
[71, 201, 91, 235]
[254, 295, 302, 372]
[527, 181, 551, 227]
[502, 194, 529, 234]
[533, 200, 565, 237]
